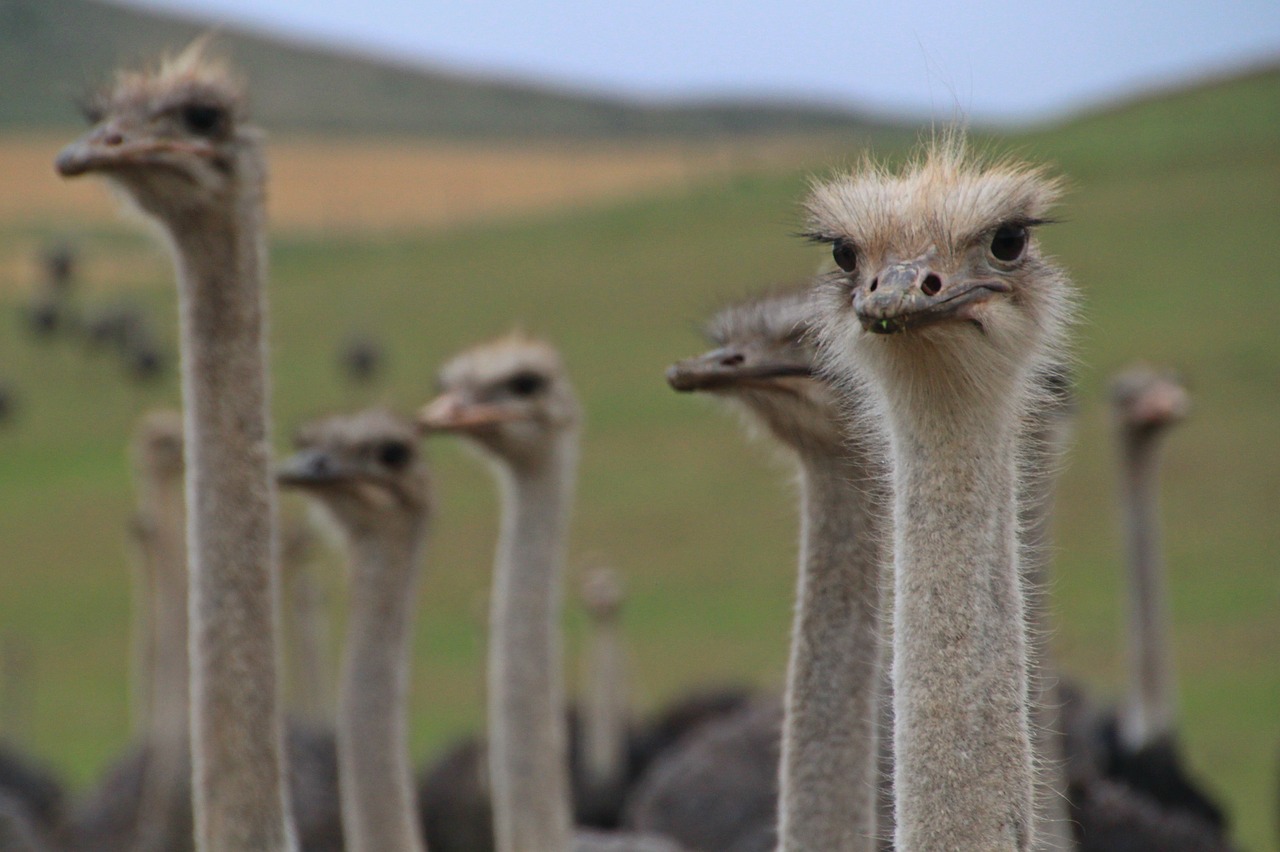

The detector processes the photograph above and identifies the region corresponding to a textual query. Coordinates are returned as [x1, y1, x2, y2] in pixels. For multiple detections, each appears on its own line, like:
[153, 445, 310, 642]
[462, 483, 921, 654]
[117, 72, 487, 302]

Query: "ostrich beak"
[666, 347, 811, 392]
[854, 260, 1011, 335]
[56, 125, 216, 177]
[1128, 381, 1190, 428]
[417, 393, 522, 432]
[277, 449, 349, 488]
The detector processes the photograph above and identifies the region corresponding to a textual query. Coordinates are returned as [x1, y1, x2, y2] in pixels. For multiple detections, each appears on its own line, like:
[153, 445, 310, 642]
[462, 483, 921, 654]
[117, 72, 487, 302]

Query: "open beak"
[854, 260, 1011, 335]
[666, 346, 811, 393]
[417, 392, 523, 433]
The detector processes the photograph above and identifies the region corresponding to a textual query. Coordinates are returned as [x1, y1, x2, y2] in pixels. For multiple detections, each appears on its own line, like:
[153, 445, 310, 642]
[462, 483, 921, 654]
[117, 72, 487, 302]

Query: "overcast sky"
[116, 0, 1280, 122]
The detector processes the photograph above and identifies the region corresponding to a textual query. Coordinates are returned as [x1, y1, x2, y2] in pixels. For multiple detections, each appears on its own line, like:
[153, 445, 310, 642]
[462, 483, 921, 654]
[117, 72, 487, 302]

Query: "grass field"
[0, 73, 1277, 848]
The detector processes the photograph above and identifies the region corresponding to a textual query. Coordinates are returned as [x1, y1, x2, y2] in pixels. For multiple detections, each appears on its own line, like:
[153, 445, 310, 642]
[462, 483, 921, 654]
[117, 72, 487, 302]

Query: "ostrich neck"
[167, 196, 294, 850]
[1018, 415, 1074, 851]
[489, 439, 576, 852]
[284, 557, 332, 725]
[1118, 431, 1176, 749]
[778, 444, 888, 852]
[136, 478, 194, 852]
[887, 398, 1034, 852]
[339, 529, 427, 852]
[581, 611, 628, 795]
[143, 479, 190, 748]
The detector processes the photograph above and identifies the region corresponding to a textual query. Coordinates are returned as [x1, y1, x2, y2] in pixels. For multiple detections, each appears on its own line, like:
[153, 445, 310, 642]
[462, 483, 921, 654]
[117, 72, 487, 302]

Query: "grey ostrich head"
[56, 39, 261, 219]
[667, 286, 850, 458]
[279, 409, 431, 541]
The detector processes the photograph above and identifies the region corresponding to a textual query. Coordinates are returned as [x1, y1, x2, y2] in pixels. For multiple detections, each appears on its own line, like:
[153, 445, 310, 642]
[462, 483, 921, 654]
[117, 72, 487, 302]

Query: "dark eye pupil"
[832, 239, 858, 273]
[991, 225, 1028, 262]
[508, 372, 545, 397]
[182, 104, 224, 135]
[378, 441, 410, 469]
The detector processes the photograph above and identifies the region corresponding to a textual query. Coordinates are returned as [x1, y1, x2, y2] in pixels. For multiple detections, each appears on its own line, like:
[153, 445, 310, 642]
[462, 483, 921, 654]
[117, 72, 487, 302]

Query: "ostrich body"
[809, 137, 1074, 851]
[420, 335, 684, 852]
[57, 46, 294, 850]
[279, 409, 431, 852]
[665, 286, 889, 852]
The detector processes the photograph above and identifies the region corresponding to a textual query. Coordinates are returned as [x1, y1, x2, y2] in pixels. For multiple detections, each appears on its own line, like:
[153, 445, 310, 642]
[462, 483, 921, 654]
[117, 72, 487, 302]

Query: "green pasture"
[1, 72, 1277, 848]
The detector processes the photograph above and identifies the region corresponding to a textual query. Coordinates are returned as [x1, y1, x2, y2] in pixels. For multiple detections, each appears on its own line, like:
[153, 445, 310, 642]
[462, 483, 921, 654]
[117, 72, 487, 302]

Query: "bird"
[1057, 366, 1231, 850]
[419, 333, 684, 852]
[807, 134, 1075, 850]
[575, 567, 634, 827]
[644, 285, 890, 852]
[57, 42, 295, 848]
[61, 411, 193, 852]
[338, 333, 386, 387]
[279, 408, 433, 852]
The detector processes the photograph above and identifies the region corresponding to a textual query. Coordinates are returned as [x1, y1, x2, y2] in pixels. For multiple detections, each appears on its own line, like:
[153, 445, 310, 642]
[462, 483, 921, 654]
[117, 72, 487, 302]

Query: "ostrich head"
[580, 566, 625, 623]
[133, 409, 185, 485]
[808, 136, 1074, 419]
[55, 39, 258, 219]
[278, 409, 431, 541]
[1110, 365, 1189, 438]
[418, 334, 580, 471]
[667, 287, 849, 458]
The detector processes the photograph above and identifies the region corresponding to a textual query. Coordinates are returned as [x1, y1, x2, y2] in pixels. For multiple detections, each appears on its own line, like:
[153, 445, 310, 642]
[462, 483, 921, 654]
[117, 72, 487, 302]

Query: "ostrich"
[649, 285, 890, 852]
[130, 410, 194, 851]
[418, 334, 683, 852]
[807, 136, 1075, 850]
[338, 333, 385, 386]
[1090, 366, 1226, 829]
[278, 408, 432, 852]
[576, 567, 633, 826]
[57, 44, 294, 849]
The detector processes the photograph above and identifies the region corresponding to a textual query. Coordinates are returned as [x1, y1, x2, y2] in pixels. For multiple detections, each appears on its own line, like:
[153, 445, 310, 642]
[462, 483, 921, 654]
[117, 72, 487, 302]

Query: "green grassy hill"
[0, 0, 899, 138]
[0, 64, 1277, 847]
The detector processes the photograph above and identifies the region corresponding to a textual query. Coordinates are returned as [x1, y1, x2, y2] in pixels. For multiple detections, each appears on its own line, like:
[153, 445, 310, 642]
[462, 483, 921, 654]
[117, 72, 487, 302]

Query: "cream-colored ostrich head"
[418, 333, 581, 470]
[808, 135, 1074, 422]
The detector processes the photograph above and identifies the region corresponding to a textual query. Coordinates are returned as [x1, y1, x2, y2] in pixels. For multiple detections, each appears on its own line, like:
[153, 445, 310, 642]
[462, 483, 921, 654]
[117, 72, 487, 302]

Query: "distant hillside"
[0, 0, 900, 138]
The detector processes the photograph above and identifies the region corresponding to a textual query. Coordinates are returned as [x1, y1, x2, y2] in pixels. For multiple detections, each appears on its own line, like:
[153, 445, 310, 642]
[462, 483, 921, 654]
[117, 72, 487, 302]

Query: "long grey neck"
[581, 610, 628, 800]
[168, 198, 295, 851]
[1118, 430, 1176, 750]
[887, 396, 1034, 852]
[135, 478, 194, 852]
[338, 529, 428, 852]
[285, 557, 333, 726]
[1018, 415, 1074, 851]
[489, 439, 577, 852]
[777, 442, 889, 852]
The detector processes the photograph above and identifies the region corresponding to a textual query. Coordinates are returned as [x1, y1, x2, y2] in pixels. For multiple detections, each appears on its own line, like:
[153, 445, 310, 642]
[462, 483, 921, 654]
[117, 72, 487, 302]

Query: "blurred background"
[0, 0, 1277, 847]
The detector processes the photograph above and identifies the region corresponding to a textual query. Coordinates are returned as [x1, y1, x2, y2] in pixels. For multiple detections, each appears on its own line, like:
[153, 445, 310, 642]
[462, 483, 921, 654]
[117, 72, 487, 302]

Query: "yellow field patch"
[0, 132, 832, 295]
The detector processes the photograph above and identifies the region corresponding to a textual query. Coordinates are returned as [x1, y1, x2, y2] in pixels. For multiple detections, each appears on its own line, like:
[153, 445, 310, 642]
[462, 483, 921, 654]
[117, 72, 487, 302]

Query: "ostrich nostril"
[719, 353, 744, 367]
[869, 277, 878, 292]
[103, 132, 124, 147]
[921, 274, 942, 296]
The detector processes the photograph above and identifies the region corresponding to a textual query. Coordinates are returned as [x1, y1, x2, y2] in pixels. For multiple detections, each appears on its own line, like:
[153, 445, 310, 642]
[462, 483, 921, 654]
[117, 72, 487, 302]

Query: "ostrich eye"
[990, 225, 1028, 262]
[181, 103, 226, 136]
[377, 440, 411, 470]
[832, 239, 858, 273]
[507, 371, 546, 397]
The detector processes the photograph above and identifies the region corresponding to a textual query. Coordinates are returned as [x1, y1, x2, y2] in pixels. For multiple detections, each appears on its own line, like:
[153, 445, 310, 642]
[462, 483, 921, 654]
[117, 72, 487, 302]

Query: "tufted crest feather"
[84, 36, 245, 126]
